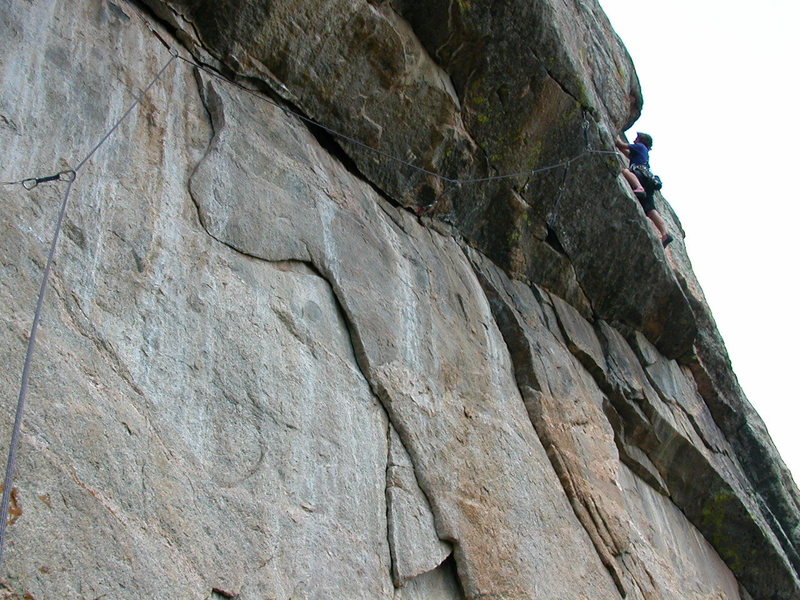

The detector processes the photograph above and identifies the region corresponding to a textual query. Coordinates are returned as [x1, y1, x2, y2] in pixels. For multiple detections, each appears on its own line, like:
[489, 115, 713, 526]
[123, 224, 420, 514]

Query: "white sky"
[597, 0, 800, 482]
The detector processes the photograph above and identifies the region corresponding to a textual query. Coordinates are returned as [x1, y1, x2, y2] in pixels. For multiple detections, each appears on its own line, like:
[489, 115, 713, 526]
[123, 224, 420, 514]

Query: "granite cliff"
[0, 1, 798, 599]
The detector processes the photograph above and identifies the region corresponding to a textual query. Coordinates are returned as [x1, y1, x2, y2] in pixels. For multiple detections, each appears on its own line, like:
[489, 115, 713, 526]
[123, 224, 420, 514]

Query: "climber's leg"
[646, 209, 672, 246]
[622, 168, 645, 194]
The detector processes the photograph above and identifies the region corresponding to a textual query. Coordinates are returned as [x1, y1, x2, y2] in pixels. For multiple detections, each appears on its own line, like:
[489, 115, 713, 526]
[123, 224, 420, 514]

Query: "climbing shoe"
[662, 234, 674, 248]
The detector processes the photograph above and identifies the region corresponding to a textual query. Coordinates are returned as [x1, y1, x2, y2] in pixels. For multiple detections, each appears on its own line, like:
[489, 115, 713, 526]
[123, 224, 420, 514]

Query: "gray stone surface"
[472, 250, 799, 599]
[188, 68, 622, 600]
[1, 1, 798, 599]
[618, 465, 741, 600]
[470, 249, 741, 600]
[394, 558, 464, 600]
[387, 425, 452, 586]
[2, 3, 394, 598]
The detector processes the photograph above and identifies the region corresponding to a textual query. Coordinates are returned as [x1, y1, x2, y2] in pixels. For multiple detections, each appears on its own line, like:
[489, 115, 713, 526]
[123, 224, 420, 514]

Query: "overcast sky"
[596, 0, 800, 481]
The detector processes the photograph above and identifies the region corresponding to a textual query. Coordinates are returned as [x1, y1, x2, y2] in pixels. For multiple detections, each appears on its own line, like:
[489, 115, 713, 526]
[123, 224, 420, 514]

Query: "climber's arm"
[614, 136, 631, 157]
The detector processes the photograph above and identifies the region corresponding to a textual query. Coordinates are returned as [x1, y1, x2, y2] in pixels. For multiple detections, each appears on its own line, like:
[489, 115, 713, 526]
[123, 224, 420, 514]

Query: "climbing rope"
[0, 175, 75, 566]
[74, 53, 178, 173]
[0, 51, 178, 567]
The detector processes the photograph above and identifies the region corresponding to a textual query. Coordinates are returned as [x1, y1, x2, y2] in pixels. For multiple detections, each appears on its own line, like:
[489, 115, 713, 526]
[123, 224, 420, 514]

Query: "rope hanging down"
[0, 177, 75, 563]
[0, 53, 178, 567]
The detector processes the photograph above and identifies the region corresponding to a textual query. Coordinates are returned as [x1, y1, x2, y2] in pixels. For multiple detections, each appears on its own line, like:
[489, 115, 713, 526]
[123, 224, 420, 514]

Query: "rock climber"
[615, 132, 673, 247]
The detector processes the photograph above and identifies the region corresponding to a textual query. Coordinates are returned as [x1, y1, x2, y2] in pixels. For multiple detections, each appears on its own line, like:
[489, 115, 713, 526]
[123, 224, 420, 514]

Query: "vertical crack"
[384, 418, 399, 587]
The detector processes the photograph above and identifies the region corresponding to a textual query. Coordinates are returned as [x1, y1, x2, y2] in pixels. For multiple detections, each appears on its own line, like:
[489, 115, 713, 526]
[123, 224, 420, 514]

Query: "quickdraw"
[20, 169, 76, 190]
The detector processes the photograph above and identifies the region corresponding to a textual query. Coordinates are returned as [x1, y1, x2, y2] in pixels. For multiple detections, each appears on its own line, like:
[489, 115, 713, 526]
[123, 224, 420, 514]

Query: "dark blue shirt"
[628, 142, 649, 167]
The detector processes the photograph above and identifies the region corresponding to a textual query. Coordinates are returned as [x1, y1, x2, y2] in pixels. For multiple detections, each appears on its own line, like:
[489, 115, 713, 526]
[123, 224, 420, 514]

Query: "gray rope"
[548, 160, 573, 230]
[74, 53, 177, 173]
[1, 54, 177, 190]
[0, 53, 177, 567]
[0, 176, 74, 566]
[178, 56, 459, 182]
[3, 50, 615, 190]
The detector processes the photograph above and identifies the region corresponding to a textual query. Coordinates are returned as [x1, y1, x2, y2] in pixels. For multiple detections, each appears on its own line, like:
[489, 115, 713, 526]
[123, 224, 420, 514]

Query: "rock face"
[0, 1, 797, 599]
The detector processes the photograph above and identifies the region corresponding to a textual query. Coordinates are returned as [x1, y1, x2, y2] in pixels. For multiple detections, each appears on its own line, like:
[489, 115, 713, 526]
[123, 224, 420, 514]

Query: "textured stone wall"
[0, 1, 797, 599]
